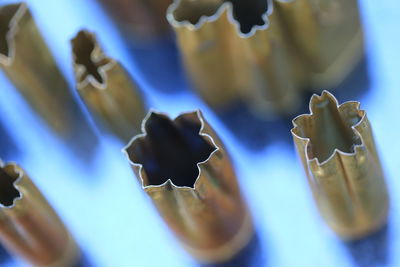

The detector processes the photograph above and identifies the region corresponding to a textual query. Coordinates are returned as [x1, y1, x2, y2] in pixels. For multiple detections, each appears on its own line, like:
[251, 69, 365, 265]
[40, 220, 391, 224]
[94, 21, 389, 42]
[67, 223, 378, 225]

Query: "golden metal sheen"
[275, 0, 364, 88]
[124, 110, 253, 263]
[0, 3, 80, 134]
[0, 161, 79, 267]
[167, 0, 299, 116]
[291, 91, 388, 239]
[72, 30, 147, 142]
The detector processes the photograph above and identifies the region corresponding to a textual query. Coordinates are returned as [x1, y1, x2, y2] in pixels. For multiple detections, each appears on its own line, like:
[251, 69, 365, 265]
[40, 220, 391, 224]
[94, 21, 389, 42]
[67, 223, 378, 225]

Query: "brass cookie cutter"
[167, 0, 299, 116]
[71, 29, 147, 142]
[0, 161, 79, 266]
[291, 91, 388, 239]
[0, 2, 85, 134]
[124, 110, 253, 263]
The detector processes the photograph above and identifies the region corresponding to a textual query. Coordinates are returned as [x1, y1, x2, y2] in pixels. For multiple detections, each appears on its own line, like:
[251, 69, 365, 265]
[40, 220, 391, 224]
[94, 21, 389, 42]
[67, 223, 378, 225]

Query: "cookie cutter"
[72, 29, 147, 142]
[167, 0, 299, 116]
[0, 2, 84, 134]
[291, 91, 388, 239]
[0, 161, 78, 266]
[123, 110, 253, 263]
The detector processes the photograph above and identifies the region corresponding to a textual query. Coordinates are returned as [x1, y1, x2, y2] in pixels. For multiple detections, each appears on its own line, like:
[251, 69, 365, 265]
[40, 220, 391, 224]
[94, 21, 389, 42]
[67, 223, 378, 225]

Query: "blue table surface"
[0, 0, 399, 266]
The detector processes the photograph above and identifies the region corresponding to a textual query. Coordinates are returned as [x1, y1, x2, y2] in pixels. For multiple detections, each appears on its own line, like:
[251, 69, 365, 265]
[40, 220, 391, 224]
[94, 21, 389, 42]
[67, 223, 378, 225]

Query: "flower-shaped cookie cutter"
[291, 91, 388, 239]
[0, 160, 79, 266]
[123, 110, 253, 263]
[167, 0, 299, 116]
[72, 29, 146, 142]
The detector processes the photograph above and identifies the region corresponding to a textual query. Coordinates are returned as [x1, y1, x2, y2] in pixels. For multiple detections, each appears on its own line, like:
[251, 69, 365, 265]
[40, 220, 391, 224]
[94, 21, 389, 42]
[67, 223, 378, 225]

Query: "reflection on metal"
[291, 91, 388, 239]
[0, 161, 78, 266]
[124, 110, 253, 263]
[72, 30, 147, 142]
[97, 0, 173, 41]
[274, 0, 364, 88]
[167, 0, 299, 116]
[0, 3, 80, 134]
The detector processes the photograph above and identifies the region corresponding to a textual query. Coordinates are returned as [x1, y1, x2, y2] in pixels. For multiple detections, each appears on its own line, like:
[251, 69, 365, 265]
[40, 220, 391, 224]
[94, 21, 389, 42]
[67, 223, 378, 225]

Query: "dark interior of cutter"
[173, 0, 268, 34]
[72, 31, 104, 84]
[0, 166, 21, 207]
[127, 113, 216, 188]
[0, 5, 20, 58]
[173, 0, 223, 25]
[306, 96, 362, 163]
[229, 0, 268, 34]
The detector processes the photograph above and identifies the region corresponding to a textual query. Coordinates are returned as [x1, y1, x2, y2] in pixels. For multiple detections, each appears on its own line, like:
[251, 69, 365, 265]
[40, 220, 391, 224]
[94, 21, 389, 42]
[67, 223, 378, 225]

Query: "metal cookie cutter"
[291, 91, 388, 239]
[123, 110, 253, 263]
[274, 0, 364, 88]
[0, 2, 84, 134]
[72, 30, 147, 142]
[167, 0, 299, 116]
[0, 161, 79, 267]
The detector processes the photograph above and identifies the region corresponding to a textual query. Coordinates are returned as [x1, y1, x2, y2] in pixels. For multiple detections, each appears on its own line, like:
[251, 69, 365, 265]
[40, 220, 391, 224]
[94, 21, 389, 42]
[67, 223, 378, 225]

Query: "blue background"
[0, 0, 399, 266]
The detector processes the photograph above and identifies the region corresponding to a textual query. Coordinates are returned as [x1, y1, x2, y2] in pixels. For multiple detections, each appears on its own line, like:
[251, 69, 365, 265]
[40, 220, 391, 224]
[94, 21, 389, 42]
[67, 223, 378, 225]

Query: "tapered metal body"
[275, 0, 364, 88]
[97, 0, 172, 40]
[167, 0, 299, 116]
[291, 91, 388, 239]
[124, 110, 253, 263]
[0, 161, 78, 266]
[0, 3, 80, 134]
[72, 30, 146, 142]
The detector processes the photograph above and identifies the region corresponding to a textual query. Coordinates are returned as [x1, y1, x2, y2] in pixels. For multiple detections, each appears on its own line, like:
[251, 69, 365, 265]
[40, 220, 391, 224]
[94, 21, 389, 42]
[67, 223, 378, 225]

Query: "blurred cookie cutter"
[72, 29, 147, 142]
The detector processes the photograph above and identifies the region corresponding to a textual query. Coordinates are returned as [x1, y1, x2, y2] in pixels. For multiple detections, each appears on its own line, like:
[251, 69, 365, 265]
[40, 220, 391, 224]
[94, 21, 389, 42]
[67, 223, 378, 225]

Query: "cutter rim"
[71, 29, 116, 91]
[291, 90, 367, 166]
[167, 0, 273, 38]
[0, 2, 27, 66]
[123, 109, 220, 190]
[0, 160, 24, 209]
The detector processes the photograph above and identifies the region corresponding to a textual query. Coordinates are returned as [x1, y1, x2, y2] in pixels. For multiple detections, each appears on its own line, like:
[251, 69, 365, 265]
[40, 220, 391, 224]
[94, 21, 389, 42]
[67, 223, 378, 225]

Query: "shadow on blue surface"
[344, 223, 389, 267]
[60, 102, 99, 166]
[0, 244, 11, 264]
[0, 243, 94, 266]
[127, 34, 189, 94]
[74, 251, 95, 267]
[202, 231, 265, 267]
[218, 102, 294, 151]
[0, 120, 19, 161]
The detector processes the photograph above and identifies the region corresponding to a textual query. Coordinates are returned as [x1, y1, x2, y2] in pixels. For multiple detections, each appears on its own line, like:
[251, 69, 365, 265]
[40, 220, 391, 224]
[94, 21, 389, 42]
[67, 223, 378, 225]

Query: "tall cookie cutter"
[0, 3, 86, 134]
[0, 161, 79, 266]
[72, 29, 147, 142]
[124, 110, 253, 263]
[167, 0, 299, 116]
[291, 91, 388, 239]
